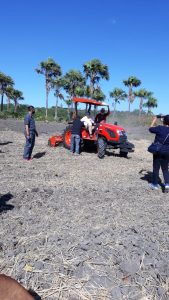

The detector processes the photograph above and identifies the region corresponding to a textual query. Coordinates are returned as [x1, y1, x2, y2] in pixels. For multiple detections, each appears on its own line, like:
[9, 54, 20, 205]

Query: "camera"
[156, 114, 165, 119]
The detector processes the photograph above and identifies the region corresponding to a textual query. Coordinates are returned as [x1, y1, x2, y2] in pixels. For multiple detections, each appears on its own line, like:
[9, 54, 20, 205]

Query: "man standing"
[23, 106, 38, 160]
[70, 112, 83, 155]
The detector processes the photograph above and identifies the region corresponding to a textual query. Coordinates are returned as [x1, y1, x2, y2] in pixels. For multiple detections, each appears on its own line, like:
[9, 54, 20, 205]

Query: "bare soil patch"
[0, 119, 168, 300]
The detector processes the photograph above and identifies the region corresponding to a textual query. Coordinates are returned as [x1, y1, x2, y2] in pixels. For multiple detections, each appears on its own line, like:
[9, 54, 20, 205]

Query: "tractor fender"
[63, 125, 72, 149]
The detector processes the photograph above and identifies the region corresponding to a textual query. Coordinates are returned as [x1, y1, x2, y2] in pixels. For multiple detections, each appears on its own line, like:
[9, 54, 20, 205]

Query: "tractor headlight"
[117, 130, 127, 137]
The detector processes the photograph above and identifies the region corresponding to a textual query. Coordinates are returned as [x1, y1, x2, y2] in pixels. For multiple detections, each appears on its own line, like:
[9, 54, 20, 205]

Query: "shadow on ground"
[0, 141, 13, 145]
[106, 150, 131, 159]
[139, 169, 165, 191]
[0, 193, 14, 213]
[139, 169, 153, 183]
[33, 152, 46, 159]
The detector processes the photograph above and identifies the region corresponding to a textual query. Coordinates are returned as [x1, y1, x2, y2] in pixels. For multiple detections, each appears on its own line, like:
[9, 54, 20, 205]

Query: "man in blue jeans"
[23, 106, 38, 160]
[70, 113, 83, 155]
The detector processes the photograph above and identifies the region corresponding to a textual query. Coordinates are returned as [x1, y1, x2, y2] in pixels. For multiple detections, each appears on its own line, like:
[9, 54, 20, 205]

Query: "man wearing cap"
[23, 106, 38, 160]
[95, 107, 110, 124]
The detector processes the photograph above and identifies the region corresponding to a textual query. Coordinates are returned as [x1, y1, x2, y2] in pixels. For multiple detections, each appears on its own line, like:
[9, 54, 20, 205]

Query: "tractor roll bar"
[73, 97, 108, 107]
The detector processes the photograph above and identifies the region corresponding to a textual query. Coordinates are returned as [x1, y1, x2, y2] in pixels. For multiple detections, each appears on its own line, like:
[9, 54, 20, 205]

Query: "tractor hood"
[99, 123, 125, 132]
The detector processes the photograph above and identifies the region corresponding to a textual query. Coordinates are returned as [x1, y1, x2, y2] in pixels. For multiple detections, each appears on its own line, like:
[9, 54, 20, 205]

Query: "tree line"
[0, 58, 158, 120]
[0, 72, 24, 113]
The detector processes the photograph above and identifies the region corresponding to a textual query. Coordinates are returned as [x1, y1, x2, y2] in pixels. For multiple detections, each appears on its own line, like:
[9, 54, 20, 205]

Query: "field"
[0, 119, 169, 300]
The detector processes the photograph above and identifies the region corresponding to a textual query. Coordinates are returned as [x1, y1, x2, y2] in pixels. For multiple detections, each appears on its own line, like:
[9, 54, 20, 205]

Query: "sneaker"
[150, 183, 159, 190]
[23, 157, 32, 161]
[165, 184, 169, 193]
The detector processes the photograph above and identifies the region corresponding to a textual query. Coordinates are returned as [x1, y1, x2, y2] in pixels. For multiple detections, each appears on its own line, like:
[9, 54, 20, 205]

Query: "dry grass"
[0, 122, 169, 299]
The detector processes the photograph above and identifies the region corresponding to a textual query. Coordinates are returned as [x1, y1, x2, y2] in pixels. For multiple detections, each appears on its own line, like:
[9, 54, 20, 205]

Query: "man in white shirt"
[81, 113, 94, 138]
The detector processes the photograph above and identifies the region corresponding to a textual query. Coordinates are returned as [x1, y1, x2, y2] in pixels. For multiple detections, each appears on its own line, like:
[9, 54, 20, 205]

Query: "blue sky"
[0, 0, 169, 114]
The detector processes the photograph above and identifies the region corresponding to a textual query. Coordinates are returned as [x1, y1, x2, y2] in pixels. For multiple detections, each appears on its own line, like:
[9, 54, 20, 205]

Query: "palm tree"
[11, 89, 24, 112]
[36, 58, 62, 119]
[0, 72, 14, 111]
[83, 59, 109, 97]
[123, 76, 141, 112]
[109, 88, 127, 118]
[92, 87, 105, 101]
[64, 98, 72, 120]
[134, 89, 152, 117]
[5, 86, 14, 111]
[62, 70, 85, 108]
[83, 85, 106, 101]
[143, 96, 158, 114]
[51, 77, 64, 121]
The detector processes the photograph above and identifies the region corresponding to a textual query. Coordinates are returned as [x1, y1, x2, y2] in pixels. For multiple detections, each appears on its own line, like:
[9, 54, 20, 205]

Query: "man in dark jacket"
[95, 107, 110, 124]
[23, 106, 38, 160]
[70, 113, 83, 155]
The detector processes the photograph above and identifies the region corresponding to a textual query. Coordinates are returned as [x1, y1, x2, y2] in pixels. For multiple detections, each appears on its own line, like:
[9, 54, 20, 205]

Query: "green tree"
[123, 76, 141, 112]
[143, 96, 158, 114]
[11, 89, 24, 112]
[5, 86, 14, 111]
[64, 98, 72, 120]
[83, 59, 109, 97]
[109, 88, 127, 118]
[92, 87, 105, 101]
[62, 70, 85, 108]
[134, 89, 152, 116]
[51, 77, 64, 121]
[36, 58, 62, 119]
[0, 72, 14, 111]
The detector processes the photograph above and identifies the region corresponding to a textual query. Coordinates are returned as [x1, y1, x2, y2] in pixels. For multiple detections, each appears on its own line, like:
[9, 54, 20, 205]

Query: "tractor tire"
[120, 151, 128, 158]
[63, 125, 72, 150]
[97, 138, 106, 159]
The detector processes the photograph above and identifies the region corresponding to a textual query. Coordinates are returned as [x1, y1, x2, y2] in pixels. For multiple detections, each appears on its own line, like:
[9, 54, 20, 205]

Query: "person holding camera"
[149, 115, 169, 192]
[23, 106, 38, 161]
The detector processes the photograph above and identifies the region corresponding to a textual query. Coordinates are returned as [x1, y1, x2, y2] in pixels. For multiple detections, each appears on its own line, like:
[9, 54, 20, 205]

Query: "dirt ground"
[0, 119, 169, 300]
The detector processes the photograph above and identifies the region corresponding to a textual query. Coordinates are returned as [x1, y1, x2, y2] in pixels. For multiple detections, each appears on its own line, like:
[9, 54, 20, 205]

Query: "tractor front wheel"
[97, 138, 106, 159]
[120, 151, 128, 158]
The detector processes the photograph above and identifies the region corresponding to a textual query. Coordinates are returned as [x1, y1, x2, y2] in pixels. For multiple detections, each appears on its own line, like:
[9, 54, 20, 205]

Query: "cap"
[100, 108, 105, 113]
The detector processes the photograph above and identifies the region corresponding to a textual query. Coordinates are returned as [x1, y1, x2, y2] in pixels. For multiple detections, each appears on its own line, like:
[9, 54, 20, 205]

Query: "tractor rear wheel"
[97, 138, 106, 159]
[63, 125, 72, 149]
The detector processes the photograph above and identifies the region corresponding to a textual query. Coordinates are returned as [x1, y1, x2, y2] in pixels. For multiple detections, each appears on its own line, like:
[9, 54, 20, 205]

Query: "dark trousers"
[153, 153, 169, 184]
[23, 133, 35, 159]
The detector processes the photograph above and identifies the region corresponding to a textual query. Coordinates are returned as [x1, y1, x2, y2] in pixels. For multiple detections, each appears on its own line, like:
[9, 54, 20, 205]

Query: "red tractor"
[62, 97, 134, 158]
